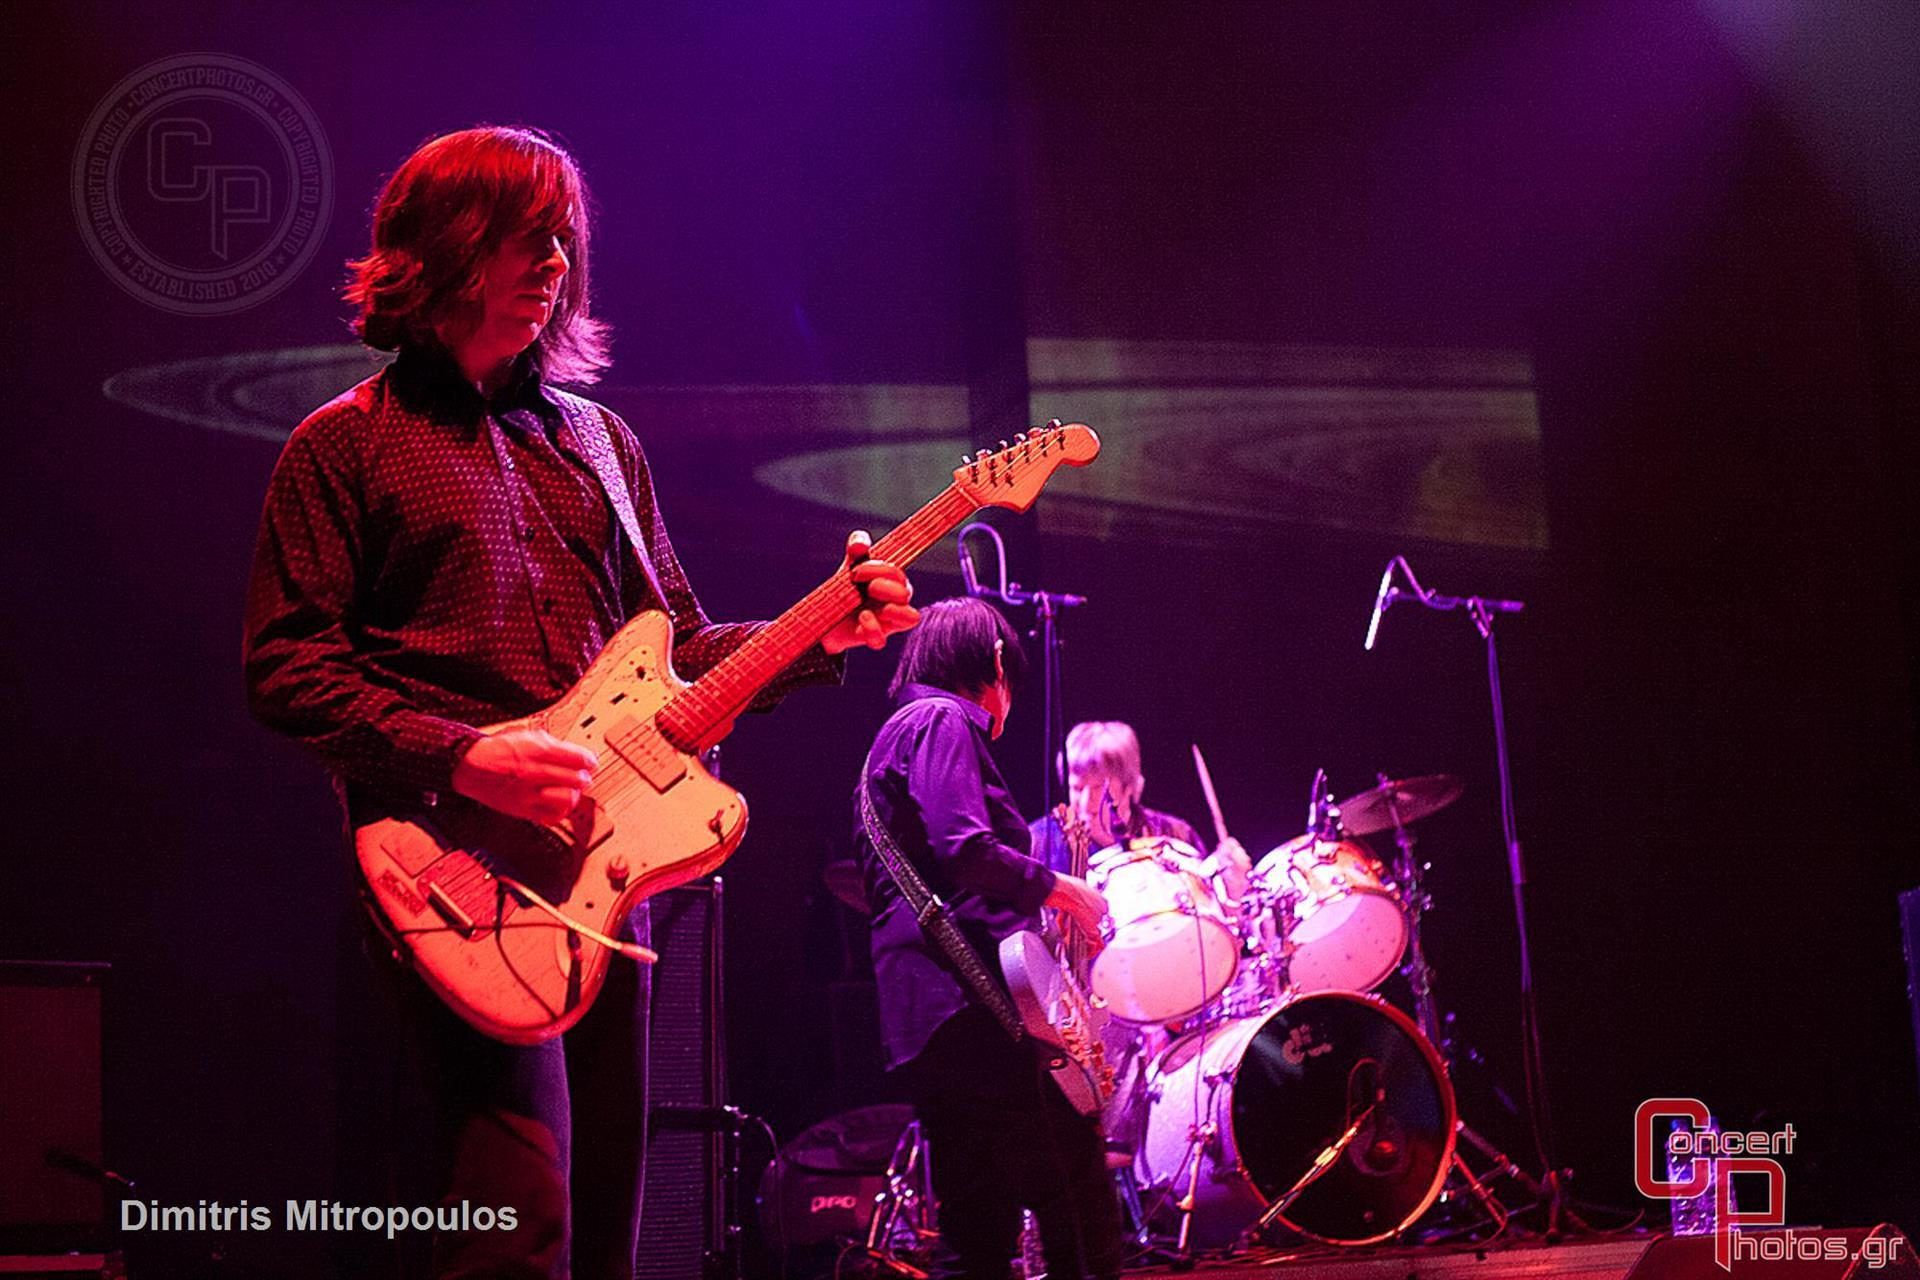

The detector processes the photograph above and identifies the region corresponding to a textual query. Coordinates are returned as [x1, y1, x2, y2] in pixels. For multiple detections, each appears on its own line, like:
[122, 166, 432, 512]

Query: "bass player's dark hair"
[887, 597, 1028, 700]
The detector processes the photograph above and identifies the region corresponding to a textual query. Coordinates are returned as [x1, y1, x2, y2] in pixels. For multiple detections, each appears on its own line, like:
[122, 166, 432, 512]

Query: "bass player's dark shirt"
[854, 682, 1058, 1071]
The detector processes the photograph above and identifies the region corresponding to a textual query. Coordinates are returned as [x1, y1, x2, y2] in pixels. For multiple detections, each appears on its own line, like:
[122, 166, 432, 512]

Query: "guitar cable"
[493, 873, 659, 963]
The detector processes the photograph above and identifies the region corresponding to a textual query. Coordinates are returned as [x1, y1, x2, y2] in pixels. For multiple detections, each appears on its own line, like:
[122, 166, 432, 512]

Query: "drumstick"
[1191, 743, 1231, 850]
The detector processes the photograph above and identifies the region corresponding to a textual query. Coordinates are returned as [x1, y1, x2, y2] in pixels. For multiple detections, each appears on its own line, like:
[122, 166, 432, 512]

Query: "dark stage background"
[4, 1, 1919, 1275]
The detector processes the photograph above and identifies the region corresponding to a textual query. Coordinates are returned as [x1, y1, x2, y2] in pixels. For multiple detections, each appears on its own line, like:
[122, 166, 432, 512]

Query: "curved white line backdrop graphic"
[102, 339, 1545, 551]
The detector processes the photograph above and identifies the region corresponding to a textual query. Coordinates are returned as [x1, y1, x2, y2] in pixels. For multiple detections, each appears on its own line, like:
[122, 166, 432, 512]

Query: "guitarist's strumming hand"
[1044, 872, 1110, 956]
[822, 530, 920, 654]
[452, 729, 599, 824]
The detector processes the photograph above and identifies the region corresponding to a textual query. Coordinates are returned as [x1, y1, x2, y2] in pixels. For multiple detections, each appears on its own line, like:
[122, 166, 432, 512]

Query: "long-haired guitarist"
[243, 125, 916, 1278]
[854, 598, 1122, 1279]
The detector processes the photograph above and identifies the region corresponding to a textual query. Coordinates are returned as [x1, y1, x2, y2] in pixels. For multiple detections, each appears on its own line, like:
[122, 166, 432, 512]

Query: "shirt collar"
[896, 682, 992, 733]
[389, 343, 556, 422]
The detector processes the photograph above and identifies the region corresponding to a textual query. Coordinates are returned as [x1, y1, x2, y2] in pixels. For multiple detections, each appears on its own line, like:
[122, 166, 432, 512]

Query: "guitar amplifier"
[636, 880, 725, 1280]
[0, 962, 108, 1258]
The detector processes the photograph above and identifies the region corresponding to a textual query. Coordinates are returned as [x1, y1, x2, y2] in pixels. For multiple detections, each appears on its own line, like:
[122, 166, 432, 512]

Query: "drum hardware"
[1172, 1119, 1220, 1260]
[1253, 832, 1408, 994]
[1440, 1144, 1510, 1237]
[1376, 773, 1445, 1049]
[1248, 1098, 1380, 1238]
[1085, 835, 1239, 1024]
[863, 1117, 935, 1274]
[1135, 991, 1456, 1251]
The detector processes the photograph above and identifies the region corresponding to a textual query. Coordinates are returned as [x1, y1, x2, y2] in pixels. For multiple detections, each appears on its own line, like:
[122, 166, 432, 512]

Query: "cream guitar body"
[355, 422, 1102, 1044]
[356, 611, 739, 1044]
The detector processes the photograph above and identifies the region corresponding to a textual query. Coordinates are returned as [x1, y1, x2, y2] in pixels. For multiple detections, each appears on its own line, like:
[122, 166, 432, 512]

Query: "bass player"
[853, 597, 1122, 1279]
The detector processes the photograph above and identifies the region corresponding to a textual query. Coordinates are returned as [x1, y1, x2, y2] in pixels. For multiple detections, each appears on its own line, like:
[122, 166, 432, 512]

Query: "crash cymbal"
[1337, 774, 1464, 835]
[822, 860, 869, 913]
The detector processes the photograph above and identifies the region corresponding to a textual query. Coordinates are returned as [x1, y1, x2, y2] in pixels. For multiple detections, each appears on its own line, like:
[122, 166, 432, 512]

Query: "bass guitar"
[999, 802, 1116, 1115]
[357, 423, 1100, 1043]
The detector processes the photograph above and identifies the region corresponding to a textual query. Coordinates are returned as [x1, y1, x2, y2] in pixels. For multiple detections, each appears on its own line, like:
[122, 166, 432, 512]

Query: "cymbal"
[822, 860, 869, 913]
[1337, 774, 1463, 835]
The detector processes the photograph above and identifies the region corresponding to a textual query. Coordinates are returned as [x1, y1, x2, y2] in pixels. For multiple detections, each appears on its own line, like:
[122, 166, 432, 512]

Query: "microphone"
[1363, 560, 1398, 651]
[957, 537, 983, 598]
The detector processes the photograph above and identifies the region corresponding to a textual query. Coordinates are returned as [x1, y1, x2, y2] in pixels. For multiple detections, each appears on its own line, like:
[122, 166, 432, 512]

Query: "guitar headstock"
[953, 421, 1100, 513]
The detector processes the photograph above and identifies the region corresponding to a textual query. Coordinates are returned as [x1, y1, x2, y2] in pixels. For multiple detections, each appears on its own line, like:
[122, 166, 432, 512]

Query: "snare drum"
[1088, 837, 1239, 1023]
[1255, 834, 1408, 994]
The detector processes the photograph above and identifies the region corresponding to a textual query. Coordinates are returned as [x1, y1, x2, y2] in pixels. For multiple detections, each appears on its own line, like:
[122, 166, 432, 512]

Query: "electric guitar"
[356, 423, 1100, 1044]
[1000, 803, 1116, 1116]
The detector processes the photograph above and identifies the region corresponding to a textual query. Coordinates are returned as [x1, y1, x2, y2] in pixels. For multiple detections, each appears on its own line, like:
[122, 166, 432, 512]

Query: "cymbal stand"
[1381, 782, 1443, 1052]
[865, 1119, 935, 1275]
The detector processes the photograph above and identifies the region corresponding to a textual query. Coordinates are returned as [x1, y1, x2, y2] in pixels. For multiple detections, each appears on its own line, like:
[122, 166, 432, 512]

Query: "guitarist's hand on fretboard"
[821, 530, 920, 654]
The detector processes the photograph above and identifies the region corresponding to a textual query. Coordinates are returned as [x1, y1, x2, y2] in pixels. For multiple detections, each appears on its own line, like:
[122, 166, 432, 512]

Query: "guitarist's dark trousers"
[369, 903, 653, 1279]
[899, 1006, 1123, 1280]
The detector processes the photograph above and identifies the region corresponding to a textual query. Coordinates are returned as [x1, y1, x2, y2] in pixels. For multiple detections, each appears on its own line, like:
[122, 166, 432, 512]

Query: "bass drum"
[1136, 992, 1454, 1248]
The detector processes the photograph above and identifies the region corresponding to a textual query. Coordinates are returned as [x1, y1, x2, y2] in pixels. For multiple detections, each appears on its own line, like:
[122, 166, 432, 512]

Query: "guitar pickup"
[605, 715, 687, 791]
[426, 882, 478, 938]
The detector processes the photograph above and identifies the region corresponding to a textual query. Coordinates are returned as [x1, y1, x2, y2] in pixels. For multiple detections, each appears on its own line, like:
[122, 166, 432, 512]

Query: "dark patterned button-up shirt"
[243, 345, 840, 816]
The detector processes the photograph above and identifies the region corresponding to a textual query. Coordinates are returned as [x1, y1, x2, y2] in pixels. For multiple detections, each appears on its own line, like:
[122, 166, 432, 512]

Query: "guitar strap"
[858, 781, 1026, 1044]
[548, 390, 670, 614]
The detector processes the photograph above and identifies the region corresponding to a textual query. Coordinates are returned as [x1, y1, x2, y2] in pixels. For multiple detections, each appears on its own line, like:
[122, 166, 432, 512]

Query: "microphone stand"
[959, 522, 1086, 818]
[1366, 556, 1585, 1237]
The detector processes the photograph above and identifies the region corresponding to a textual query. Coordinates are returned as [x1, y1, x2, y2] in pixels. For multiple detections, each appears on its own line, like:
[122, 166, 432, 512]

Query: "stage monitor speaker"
[636, 880, 725, 1280]
[1626, 1226, 1918, 1279]
[0, 962, 108, 1257]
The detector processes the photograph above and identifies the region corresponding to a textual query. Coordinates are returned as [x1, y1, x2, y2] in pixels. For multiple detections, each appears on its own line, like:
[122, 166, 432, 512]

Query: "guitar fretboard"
[657, 484, 976, 749]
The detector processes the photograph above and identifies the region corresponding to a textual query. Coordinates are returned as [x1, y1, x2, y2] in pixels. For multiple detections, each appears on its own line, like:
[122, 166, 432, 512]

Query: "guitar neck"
[658, 485, 977, 750]
[1054, 803, 1094, 974]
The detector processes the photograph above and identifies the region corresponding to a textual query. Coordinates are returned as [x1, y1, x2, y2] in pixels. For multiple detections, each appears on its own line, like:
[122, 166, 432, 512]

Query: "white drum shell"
[1089, 839, 1239, 1023]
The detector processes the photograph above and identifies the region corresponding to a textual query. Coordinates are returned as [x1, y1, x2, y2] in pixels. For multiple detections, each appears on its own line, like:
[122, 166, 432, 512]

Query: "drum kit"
[1072, 764, 1500, 1257]
[816, 764, 1526, 1265]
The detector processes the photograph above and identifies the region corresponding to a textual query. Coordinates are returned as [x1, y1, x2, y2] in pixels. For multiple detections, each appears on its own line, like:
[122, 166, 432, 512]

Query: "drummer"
[1029, 720, 1254, 900]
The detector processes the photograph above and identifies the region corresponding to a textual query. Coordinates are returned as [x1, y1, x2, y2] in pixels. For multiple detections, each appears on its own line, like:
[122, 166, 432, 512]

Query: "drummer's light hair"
[887, 597, 1027, 700]
[1065, 721, 1145, 800]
